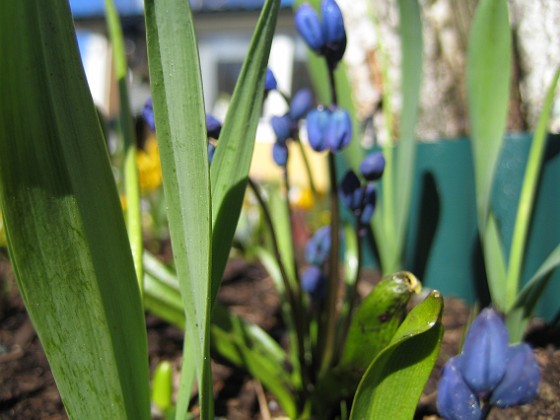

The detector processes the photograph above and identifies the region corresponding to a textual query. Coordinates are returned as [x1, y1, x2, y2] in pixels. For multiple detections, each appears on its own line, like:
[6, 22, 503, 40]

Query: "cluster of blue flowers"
[437, 308, 540, 419]
[339, 151, 385, 227]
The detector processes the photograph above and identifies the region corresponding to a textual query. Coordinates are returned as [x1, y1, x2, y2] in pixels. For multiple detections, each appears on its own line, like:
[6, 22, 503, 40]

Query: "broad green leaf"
[393, 0, 422, 266]
[483, 213, 508, 310]
[210, 0, 281, 304]
[105, 0, 144, 292]
[467, 0, 511, 227]
[505, 67, 560, 309]
[507, 243, 560, 342]
[0, 2, 150, 418]
[350, 291, 444, 420]
[144, 0, 212, 417]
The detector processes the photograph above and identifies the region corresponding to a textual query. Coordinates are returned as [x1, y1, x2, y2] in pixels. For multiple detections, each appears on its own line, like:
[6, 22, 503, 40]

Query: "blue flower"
[143, 97, 155, 131]
[305, 225, 331, 266]
[301, 265, 326, 298]
[437, 358, 483, 420]
[208, 142, 216, 164]
[295, 0, 346, 66]
[307, 107, 352, 152]
[294, 4, 325, 53]
[360, 151, 385, 181]
[339, 170, 362, 212]
[359, 183, 376, 225]
[437, 308, 540, 419]
[289, 88, 314, 120]
[265, 68, 278, 92]
[206, 114, 222, 139]
[272, 141, 289, 167]
[271, 114, 293, 143]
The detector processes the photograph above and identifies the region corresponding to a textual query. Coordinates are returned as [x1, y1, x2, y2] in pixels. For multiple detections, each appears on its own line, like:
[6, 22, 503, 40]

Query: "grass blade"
[467, 0, 511, 227]
[0, 2, 150, 418]
[210, 0, 281, 304]
[144, 0, 213, 417]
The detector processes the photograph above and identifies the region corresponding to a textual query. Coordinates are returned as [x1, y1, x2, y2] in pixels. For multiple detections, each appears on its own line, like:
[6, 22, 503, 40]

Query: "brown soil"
[1, 255, 559, 419]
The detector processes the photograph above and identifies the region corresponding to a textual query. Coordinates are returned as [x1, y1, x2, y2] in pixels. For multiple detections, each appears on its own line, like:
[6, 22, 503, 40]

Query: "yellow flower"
[137, 135, 163, 192]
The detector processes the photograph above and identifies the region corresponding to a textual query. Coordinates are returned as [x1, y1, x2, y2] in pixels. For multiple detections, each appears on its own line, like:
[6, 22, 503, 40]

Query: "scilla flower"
[272, 141, 288, 167]
[360, 151, 385, 181]
[295, 0, 347, 67]
[437, 308, 540, 419]
[264, 68, 278, 93]
[307, 106, 351, 153]
[301, 265, 326, 298]
[339, 170, 377, 226]
[305, 225, 331, 266]
[143, 97, 155, 131]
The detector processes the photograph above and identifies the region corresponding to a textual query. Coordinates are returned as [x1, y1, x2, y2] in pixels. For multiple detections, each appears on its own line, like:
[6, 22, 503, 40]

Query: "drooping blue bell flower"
[206, 114, 222, 139]
[143, 97, 155, 131]
[272, 141, 289, 167]
[301, 265, 326, 298]
[458, 308, 509, 395]
[305, 225, 331, 266]
[289, 88, 314, 120]
[321, 0, 347, 65]
[294, 4, 325, 53]
[490, 343, 540, 408]
[359, 183, 376, 225]
[307, 107, 352, 152]
[437, 357, 483, 420]
[360, 151, 386, 181]
[265, 68, 278, 92]
[339, 170, 363, 212]
[271, 114, 293, 143]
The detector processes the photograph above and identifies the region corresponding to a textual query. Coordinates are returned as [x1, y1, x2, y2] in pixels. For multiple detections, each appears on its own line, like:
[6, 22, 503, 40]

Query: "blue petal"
[301, 265, 326, 298]
[294, 4, 325, 52]
[321, 0, 346, 65]
[208, 142, 216, 164]
[272, 141, 289, 167]
[437, 357, 483, 420]
[305, 225, 331, 266]
[360, 151, 386, 181]
[265, 68, 278, 92]
[359, 184, 376, 225]
[143, 97, 155, 131]
[339, 170, 362, 211]
[306, 108, 329, 152]
[325, 108, 352, 152]
[289, 88, 314, 120]
[206, 114, 222, 139]
[490, 343, 540, 408]
[458, 308, 509, 395]
[271, 114, 293, 142]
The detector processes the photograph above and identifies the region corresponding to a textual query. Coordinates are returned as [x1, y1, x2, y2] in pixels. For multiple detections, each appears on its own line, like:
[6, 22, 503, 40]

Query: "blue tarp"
[70, 0, 293, 18]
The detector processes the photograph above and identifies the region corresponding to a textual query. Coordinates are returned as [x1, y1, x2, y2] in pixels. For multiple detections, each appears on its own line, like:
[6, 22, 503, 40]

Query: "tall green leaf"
[0, 2, 150, 418]
[210, 0, 281, 304]
[144, 0, 213, 417]
[467, 0, 511, 228]
[393, 0, 423, 268]
[350, 291, 444, 419]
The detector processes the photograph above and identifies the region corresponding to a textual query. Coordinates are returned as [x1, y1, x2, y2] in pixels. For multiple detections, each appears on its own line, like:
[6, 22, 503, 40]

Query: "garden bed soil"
[1, 255, 559, 419]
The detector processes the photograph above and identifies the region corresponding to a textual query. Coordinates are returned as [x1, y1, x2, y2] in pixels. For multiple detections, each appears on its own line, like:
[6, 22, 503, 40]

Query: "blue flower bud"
[458, 308, 509, 395]
[208, 142, 216, 164]
[294, 4, 325, 53]
[305, 225, 331, 265]
[359, 183, 376, 225]
[325, 108, 352, 152]
[307, 108, 330, 152]
[321, 0, 347, 64]
[437, 357, 483, 420]
[360, 151, 386, 181]
[206, 114, 222, 139]
[265, 68, 277, 92]
[272, 141, 289, 167]
[143, 97, 155, 131]
[301, 265, 326, 298]
[271, 114, 293, 142]
[289, 88, 314, 120]
[490, 343, 540, 408]
[339, 170, 362, 211]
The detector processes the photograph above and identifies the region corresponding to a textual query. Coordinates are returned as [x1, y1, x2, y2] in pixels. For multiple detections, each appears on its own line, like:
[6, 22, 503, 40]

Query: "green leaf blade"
[144, 0, 213, 417]
[0, 2, 150, 418]
[350, 291, 444, 420]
